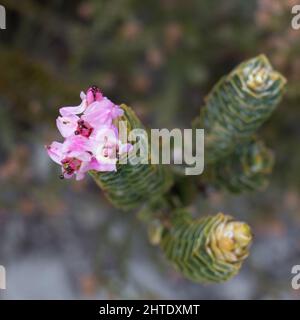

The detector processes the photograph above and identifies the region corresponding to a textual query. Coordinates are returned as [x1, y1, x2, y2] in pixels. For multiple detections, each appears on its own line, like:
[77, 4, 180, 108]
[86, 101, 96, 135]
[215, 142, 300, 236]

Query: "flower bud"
[86, 85, 103, 105]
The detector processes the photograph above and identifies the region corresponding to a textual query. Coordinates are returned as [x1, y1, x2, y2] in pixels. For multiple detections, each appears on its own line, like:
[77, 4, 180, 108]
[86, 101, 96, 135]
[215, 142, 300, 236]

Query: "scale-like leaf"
[211, 139, 274, 193]
[194, 55, 286, 163]
[161, 211, 252, 283]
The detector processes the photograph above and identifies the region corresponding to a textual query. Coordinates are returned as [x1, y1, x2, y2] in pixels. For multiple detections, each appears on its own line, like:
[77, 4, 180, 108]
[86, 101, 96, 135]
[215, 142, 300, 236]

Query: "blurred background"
[0, 0, 300, 299]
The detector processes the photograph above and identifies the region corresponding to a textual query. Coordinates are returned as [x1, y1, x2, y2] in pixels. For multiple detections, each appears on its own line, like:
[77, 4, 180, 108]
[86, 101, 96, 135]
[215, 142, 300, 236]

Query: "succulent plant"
[47, 55, 286, 283]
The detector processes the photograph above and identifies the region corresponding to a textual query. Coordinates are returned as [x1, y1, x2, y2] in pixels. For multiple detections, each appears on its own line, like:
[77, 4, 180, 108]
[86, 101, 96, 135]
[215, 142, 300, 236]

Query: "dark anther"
[74, 130, 80, 135]
[59, 174, 64, 180]
[91, 85, 100, 98]
[78, 120, 84, 125]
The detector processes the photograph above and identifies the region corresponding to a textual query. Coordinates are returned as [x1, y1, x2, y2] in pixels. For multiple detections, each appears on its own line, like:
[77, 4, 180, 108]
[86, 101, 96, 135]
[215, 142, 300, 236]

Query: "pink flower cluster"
[46, 86, 132, 180]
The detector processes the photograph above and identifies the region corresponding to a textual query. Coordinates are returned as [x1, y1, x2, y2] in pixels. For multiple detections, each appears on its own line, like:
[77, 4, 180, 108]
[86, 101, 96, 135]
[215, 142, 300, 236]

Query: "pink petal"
[63, 172, 74, 179]
[97, 163, 117, 172]
[110, 105, 124, 118]
[82, 157, 102, 171]
[46, 141, 63, 164]
[94, 127, 118, 145]
[69, 151, 91, 162]
[82, 109, 112, 127]
[56, 115, 78, 138]
[80, 91, 86, 100]
[84, 98, 113, 115]
[59, 102, 86, 116]
[86, 88, 103, 105]
[62, 135, 91, 153]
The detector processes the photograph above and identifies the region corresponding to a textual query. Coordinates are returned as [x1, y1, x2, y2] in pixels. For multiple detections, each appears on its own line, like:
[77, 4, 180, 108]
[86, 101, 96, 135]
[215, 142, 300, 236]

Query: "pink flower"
[59, 86, 123, 120]
[56, 103, 122, 139]
[46, 86, 132, 180]
[81, 97, 124, 127]
[56, 115, 95, 139]
[46, 136, 93, 180]
[57, 86, 124, 139]
[90, 127, 133, 171]
[59, 86, 103, 117]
